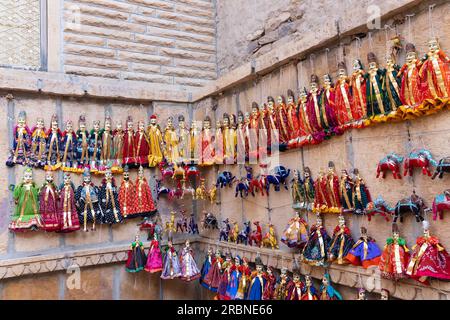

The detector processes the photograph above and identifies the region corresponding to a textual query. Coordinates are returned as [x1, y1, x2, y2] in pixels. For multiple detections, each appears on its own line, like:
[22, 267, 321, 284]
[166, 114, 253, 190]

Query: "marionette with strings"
[99, 166, 123, 224]
[6, 111, 32, 168]
[61, 120, 77, 172]
[44, 114, 62, 171]
[147, 114, 164, 168]
[30, 117, 47, 169]
[39, 170, 60, 232]
[57, 172, 80, 232]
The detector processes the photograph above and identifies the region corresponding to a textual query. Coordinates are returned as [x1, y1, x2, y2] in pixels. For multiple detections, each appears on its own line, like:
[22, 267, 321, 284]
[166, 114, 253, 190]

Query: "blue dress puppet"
[61, 120, 78, 171]
[88, 120, 102, 172]
[226, 256, 242, 300]
[75, 168, 102, 232]
[246, 256, 267, 300]
[301, 275, 319, 300]
[160, 239, 182, 280]
[76, 115, 90, 170]
[199, 248, 214, 289]
[345, 226, 381, 269]
[44, 114, 62, 170]
[302, 215, 331, 266]
[217, 253, 233, 300]
[6, 111, 31, 167]
[319, 272, 342, 300]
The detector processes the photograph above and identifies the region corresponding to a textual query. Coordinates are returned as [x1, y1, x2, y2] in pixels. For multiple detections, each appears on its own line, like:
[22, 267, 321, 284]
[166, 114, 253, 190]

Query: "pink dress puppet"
[179, 240, 201, 281]
[145, 235, 163, 273]
[39, 171, 60, 232]
[57, 173, 80, 232]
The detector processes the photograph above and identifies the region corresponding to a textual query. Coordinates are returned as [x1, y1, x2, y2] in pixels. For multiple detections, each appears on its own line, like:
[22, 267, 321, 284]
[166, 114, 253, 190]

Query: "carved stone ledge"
[199, 239, 450, 300]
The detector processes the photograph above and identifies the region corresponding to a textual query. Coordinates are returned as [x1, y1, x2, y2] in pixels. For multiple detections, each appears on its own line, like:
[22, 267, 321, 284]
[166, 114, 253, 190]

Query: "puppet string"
[406, 14, 415, 43]
[428, 4, 436, 39]
[325, 48, 330, 72]
[309, 54, 315, 74]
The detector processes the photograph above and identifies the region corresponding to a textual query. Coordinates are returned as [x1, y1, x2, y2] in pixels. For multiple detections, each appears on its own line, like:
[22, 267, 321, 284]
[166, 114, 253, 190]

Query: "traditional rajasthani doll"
[419, 38, 450, 100]
[262, 266, 277, 300]
[100, 115, 113, 171]
[112, 120, 124, 171]
[247, 256, 267, 300]
[9, 167, 41, 231]
[57, 173, 80, 232]
[398, 43, 423, 107]
[75, 168, 101, 232]
[145, 233, 163, 273]
[275, 95, 290, 150]
[236, 257, 251, 300]
[177, 115, 190, 165]
[39, 171, 60, 232]
[313, 168, 329, 213]
[163, 116, 180, 166]
[123, 116, 135, 167]
[281, 210, 308, 249]
[99, 167, 123, 224]
[350, 59, 368, 119]
[217, 253, 233, 300]
[321, 74, 339, 132]
[147, 114, 164, 168]
[199, 248, 214, 289]
[326, 161, 341, 213]
[226, 256, 242, 300]
[236, 112, 247, 163]
[6, 111, 31, 168]
[125, 234, 147, 273]
[291, 169, 303, 209]
[75, 114, 90, 170]
[319, 272, 342, 300]
[379, 223, 410, 280]
[179, 239, 201, 282]
[190, 120, 202, 164]
[203, 249, 223, 292]
[30, 117, 47, 168]
[301, 275, 319, 300]
[266, 97, 279, 150]
[161, 239, 182, 279]
[88, 120, 102, 172]
[302, 167, 315, 211]
[61, 120, 77, 171]
[45, 114, 62, 170]
[134, 120, 150, 167]
[365, 52, 390, 119]
[335, 61, 357, 126]
[118, 166, 137, 219]
[134, 165, 157, 217]
[222, 113, 236, 164]
[247, 102, 260, 160]
[383, 54, 402, 112]
[259, 103, 271, 156]
[201, 116, 215, 166]
[286, 269, 303, 300]
[297, 87, 313, 141]
[345, 226, 381, 268]
[306, 75, 325, 139]
[286, 89, 300, 148]
[406, 220, 450, 283]
[274, 267, 290, 300]
[339, 169, 355, 213]
[302, 214, 331, 266]
[353, 169, 371, 215]
[328, 214, 355, 265]
[380, 288, 389, 300]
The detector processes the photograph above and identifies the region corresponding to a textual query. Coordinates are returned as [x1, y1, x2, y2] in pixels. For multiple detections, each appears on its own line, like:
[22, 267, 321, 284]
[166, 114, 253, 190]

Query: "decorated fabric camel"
[393, 192, 428, 223]
[377, 153, 404, 179]
[432, 157, 450, 179]
[432, 190, 450, 221]
[403, 149, 437, 177]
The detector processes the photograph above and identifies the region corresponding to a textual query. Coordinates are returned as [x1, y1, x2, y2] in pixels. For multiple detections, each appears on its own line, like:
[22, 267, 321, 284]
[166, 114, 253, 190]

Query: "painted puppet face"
[256, 265, 263, 273]
[428, 39, 439, 53]
[234, 258, 240, 266]
[353, 59, 362, 71]
[323, 75, 332, 86]
[268, 100, 275, 109]
[406, 51, 417, 64]
[23, 170, 33, 183]
[127, 121, 133, 131]
[338, 68, 347, 78]
[316, 217, 322, 227]
[45, 171, 54, 183]
[93, 121, 100, 131]
[123, 171, 129, 181]
[167, 117, 173, 128]
[83, 175, 91, 184]
[138, 121, 145, 131]
[80, 122, 86, 131]
[277, 96, 283, 105]
[267, 268, 273, 276]
[37, 118, 44, 129]
[66, 121, 73, 132]
[293, 274, 300, 282]
[244, 112, 251, 122]
[322, 276, 328, 286]
[381, 291, 389, 300]
[310, 81, 318, 91]
[338, 215, 345, 227]
[138, 166, 144, 178]
[385, 57, 394, 67]
[105, 170, 112, 181]
[358, 290, 366, 300]
[179, 119, 186, 129]
[287, 95, 294, 104]
[203, 119, 211, 130]
[135, 234, 140, 242]
[150, 118, 157, 126]
[305, 276, 311, 286]
[105, 119, 111, 131]
[237, 114, 244, 124]
[51, 120, 58, 131]
[64, 174, 71, 185]
[185, 239, 190, 247]
[116, 121, 123, 131]
[223, 117, 229, 127]
[251, 106, 259, 117]
[299, 90, 308, 103]
[368, 62, 377, 70]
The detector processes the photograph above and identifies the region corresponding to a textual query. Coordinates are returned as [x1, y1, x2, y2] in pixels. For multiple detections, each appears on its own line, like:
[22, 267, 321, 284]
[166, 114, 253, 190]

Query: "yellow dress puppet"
[147, 114, 164, 167]
[163, 116, 180, 165]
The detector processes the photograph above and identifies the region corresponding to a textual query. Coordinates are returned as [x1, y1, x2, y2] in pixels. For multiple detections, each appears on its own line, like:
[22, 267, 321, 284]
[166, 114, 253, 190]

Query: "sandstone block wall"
[63, 0, 217, 89]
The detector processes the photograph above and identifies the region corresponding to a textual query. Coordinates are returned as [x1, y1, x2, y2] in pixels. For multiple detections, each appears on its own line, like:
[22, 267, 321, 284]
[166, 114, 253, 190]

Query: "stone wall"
[62, 0, 217, 89]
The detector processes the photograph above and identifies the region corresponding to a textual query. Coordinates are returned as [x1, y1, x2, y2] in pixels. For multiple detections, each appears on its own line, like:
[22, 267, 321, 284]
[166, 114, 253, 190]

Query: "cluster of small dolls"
[199, 249, 345, 300]
[6, 38, 449, 173]
[9, 165, 157, 232]
[281, 212, 450, 284]
[126, 236, 202, 282]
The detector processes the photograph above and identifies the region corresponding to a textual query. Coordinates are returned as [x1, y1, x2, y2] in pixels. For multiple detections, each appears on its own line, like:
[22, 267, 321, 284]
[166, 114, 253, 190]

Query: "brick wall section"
[63, 0, 217, 89]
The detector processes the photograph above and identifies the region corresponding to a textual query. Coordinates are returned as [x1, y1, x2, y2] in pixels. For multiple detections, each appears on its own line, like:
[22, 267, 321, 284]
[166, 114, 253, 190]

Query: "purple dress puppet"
[179, 239, 201, 281]
[161, 240, 182, 279]
[6, 111, 31, 167]
[39, 171, 60, 232]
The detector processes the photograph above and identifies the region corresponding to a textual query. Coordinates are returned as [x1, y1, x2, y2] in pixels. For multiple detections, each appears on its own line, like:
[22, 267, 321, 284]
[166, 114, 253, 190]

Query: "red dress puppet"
[335, 61, 359, 126]
[118, 166, 137, 219]
[398, 43, 423, 107]
[406, 220, 450, 283]
[262, 267, 277, 300]
[379, 223, 410, 280]
[57, 173, 80, 232]
[134, 166, 157, 217]
[122, 116, 136, 167]
[306, 75, 326, 142]
[275, 96, 290, 149]
[286, 89, 301, 148]
[39, 171, 60, 231]
[134, 120, 150, 166]
[350, 59, 367, 120]
[203, 250, 224, 293]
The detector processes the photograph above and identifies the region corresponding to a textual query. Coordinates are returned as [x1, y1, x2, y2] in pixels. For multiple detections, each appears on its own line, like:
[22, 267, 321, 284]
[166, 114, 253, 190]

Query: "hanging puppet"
[302, 214, 331, 266]
[99, 167, 123, 224]
[30, 117, 46, 168]
[125, 234, 147, 273]
[147, 114, 164, 168]
[321, 73, 340, 133]
[275, 95, 290, 150]
[383, 53, 402, 112]
[61, 120, 77, 171]
[177, 115, 190, 165]
[201, 116, 215, 166]
[301, 275, 319, 300]
[236, 111, 247, 163]
[365, 52, 390, 119]
[144, 233, 163, 273]
[179, 239, 201, 282]
[262, 266, 277, 300]
[247, 255, 267, 300]
[9, 167, 41, 231]
[247, 102, 260, 160]
[339, 169, 355, 213]
[163, 116, 180, 166]
[350, 59, 368, 120]
[199, 248, 214, 289]
[379, 223, 410, 280]
[203, 249, 223, 292]
[123, 116, 135, 167]
[306, 75, 325, 141]
[6, 111, 31, 168]
[353, 169, 372, 215]
[39, 171, 60, 232]
[286, 266, 304, 300]
[44, 114, 62, 171]
[118, 166, 137, 219]
[399, 43, 423, 107]
[161, 239, 182, 280]
[134, 165, 157, 217]
[88, 120, 102, 172]
[226, 256, 241, 300]
[286, 90, 300, 148]
[335, 61, 358, 126]
[319, 272, 343, 300]
[75, 168, 101, 232]
[75, 114, 90, 171]
[236, 257, 251, 300]
[328, 214, 355, 265]
[281, 210, 308, 249]
[345, 226, 381, 269]
[297, 87, 313, 143]
[222, 113, 237, 164]
[326, 161, 341, 213]
[57, 172, 80, 232]
[274, 267, 290, 300]
[112, 120, 124, 171]
[100, 114, 113, 171]
[135, 120, 150, 167]
[217, 253, 233, 300]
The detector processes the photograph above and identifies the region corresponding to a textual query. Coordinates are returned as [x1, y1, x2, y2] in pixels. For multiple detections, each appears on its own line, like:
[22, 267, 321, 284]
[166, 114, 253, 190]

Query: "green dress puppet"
[9, 167, 42, 231]
[365, 52, 391, 119]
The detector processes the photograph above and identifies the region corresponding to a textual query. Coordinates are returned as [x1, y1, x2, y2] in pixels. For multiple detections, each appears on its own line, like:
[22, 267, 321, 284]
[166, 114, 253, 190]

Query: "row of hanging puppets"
[5, 39, 450, 173]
